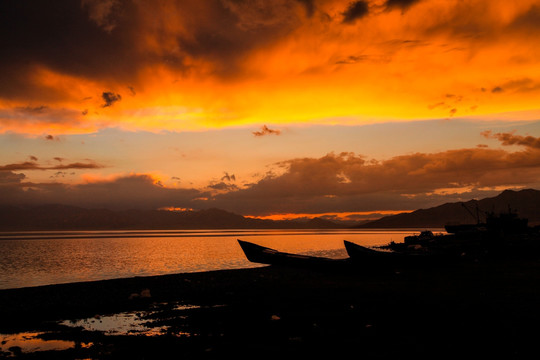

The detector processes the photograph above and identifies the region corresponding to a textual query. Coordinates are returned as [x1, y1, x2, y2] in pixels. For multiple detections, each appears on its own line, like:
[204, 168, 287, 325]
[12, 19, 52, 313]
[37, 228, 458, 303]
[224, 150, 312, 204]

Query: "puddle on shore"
[59, 304, 204, 336]
[0, 332, 92, 355]
[60, 311, 169, 336]
[1, 303, 212, 356]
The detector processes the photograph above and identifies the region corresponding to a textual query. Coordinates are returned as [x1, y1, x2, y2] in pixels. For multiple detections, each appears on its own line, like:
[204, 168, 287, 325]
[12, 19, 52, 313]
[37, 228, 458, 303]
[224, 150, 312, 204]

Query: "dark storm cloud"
[508, 5, 540, 34]
[342, 1, 369, 24]
[385, 0, 421, 11]
[81, 0, 121, 33]
[177, 0, 304, 77]
[0, 0, 310, 101]
[420, 2, 540, 45]
[0, 0, 143, 101]
[295, 0, 316, 17]
[101, 92, 122, 107]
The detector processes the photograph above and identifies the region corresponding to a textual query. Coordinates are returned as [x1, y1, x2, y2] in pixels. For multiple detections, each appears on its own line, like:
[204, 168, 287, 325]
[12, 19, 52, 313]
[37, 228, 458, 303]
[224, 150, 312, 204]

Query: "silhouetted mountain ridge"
[0, 205, 343, 231]
[358, 189, 540, 228]
[2, 189, 539, 231]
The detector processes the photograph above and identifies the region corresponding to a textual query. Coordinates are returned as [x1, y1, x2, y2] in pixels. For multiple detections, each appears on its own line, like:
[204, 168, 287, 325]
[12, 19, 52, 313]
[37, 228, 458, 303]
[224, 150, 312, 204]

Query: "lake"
[0, 229, 438, 289]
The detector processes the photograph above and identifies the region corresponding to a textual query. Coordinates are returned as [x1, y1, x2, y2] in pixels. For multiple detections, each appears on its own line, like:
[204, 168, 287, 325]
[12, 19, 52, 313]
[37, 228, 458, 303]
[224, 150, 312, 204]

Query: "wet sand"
[1, 259, 540, 359]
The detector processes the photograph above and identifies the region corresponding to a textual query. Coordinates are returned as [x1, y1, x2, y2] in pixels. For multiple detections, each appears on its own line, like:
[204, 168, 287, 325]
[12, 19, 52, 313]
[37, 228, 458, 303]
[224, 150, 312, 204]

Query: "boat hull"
[237, 240, 350, 269]
[343, 240, 457, 268]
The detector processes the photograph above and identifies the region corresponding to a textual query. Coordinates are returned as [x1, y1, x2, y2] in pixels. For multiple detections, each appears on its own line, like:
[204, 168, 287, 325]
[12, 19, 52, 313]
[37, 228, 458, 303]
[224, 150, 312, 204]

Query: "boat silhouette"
[237, 239, 350, 269]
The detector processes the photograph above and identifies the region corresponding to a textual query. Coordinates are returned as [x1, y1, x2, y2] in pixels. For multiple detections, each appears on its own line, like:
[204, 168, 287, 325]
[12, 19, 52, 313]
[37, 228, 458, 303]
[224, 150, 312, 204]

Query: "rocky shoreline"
[1, 259, 540, 359]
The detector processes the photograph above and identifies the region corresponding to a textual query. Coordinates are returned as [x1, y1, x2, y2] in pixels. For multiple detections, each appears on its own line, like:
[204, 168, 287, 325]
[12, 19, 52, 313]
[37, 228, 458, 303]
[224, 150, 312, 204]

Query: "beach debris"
[128, 288, 151, 300]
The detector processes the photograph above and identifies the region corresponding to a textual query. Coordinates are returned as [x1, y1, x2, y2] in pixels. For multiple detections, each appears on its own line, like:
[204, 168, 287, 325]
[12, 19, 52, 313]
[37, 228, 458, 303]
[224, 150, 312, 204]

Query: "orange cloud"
[0, 173, 202, 210]
[2, 131, 540, 215]
[233, 148, 540, 199]
[0, 160, 103, 172]
[482, 131, 540, 149]
[204, 132, 540, 215]
[253, 125, 282, 137]
[1, 1, 540, 134]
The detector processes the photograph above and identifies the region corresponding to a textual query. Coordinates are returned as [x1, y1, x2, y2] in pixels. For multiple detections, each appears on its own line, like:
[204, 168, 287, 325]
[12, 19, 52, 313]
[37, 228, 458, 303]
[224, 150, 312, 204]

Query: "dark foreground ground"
[1, 259, 540, 359]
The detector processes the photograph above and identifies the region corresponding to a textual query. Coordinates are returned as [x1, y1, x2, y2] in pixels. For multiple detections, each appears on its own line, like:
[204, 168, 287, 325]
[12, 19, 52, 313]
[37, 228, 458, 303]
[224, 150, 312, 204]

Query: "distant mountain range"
[358, 189, 540, 228]
[0, 205, 343, 231]
[1, 189, 539, 231]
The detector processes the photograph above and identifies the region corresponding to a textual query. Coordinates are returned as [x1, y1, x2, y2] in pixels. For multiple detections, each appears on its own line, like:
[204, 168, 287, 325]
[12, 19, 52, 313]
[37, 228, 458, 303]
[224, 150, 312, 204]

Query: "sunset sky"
[2, 0, 540, 221]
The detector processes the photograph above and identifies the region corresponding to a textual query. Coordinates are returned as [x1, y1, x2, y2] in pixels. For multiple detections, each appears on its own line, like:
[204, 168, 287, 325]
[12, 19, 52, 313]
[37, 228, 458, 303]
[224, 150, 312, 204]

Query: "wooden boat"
[237, 239, 350, 269]
[238, 239, 458, 271]
[344, 240, 409, 263]
[343, 240, 457, 267]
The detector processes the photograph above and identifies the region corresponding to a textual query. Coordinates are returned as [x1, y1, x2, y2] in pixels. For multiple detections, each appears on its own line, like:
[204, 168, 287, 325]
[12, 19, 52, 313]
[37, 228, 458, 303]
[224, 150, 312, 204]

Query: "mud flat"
[1, 259, 540, 359]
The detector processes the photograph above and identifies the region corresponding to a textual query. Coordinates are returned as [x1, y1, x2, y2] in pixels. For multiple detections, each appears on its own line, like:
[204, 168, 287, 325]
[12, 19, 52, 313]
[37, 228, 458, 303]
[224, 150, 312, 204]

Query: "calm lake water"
[0, 229, 439, 290]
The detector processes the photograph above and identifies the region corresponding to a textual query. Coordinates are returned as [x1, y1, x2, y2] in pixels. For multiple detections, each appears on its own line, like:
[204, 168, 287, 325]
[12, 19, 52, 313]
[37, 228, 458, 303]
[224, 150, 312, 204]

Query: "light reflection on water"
[0, 332, 92, 354]
[1, 304, 203, 356]
[61, 312, 169, 336]
[59, 304, 202, 337]
[0, 229, 438, 289]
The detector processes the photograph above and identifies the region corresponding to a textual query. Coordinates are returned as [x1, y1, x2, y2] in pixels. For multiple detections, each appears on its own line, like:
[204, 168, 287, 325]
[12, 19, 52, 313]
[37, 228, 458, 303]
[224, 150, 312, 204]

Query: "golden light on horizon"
[247, 210, 413, 221]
